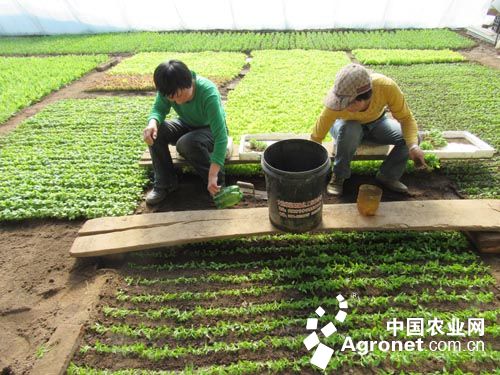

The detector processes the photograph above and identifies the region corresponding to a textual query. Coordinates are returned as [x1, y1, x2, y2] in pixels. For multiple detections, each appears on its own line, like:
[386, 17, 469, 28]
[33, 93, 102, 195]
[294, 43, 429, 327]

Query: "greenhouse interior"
[0, 0, 499, 374]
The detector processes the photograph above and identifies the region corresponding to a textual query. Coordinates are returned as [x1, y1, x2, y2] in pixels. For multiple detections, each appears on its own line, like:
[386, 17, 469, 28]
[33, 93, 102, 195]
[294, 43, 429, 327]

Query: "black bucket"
[261, 139, 331, 232]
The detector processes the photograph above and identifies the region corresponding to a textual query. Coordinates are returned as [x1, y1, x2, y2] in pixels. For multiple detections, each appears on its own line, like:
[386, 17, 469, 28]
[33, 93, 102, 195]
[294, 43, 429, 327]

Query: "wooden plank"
[237, 136, 390, 161]
[70, 199, 500, 257]
[139, 144, 250, 167]
[31, 324, 83, 375]
[150, 143, 241, 160]
[140, 131, 496, 167]
[139, 142, 387, 167]
[464, 231, 500, 254]
[79, 208, 259, 235]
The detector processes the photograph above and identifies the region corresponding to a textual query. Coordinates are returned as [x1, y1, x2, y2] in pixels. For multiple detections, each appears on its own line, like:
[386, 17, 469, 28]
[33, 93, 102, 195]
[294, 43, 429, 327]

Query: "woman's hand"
[409, 145, 427, 169]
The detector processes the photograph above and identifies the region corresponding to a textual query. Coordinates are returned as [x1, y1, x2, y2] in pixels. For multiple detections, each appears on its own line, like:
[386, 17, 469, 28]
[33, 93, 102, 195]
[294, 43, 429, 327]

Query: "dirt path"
[0, 220, 113, 374]
[460, 43, 500, 70]
[0, 56, 128, 138]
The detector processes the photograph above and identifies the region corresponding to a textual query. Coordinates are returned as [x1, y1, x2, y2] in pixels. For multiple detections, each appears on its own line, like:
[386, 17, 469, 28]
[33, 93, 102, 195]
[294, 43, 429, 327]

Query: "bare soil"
[0, 38, 498, 374]
[457, 30, 500, 70]
[0, 220, 110, 374]
[461, 44, 500, 70]
[136, 167, 462, 214]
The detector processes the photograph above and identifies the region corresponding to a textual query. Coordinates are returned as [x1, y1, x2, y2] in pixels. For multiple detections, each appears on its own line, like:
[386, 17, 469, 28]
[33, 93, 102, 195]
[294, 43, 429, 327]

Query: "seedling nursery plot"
[0, 29, 474, 55]
[69, 232, 500, 374]
[0, 55, 108, 124]
[90, 52, 247, 91]
[225, 50, 351, 137]
[372, 62, 500, 199]
[352, 49, 466, 65]
[0, 28, 498, 375]
[0, 98, 152, 220]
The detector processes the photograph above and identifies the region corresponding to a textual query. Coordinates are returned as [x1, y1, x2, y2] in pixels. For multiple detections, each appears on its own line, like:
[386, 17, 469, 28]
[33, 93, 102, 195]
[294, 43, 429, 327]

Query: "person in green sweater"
[143, 60, 228, 205]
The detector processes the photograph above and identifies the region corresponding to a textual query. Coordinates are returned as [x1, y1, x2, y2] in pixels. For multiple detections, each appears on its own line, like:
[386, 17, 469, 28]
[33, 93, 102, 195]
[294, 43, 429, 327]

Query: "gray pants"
[149, 119, 224, 190]
[330, 115, 409, 180]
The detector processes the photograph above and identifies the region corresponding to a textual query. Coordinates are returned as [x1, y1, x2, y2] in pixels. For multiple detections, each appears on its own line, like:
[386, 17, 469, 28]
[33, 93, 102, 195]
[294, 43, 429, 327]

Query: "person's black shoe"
[375, 172, 408, 194]
[326, 174, 345, 196]
[145, 186, 177, 205]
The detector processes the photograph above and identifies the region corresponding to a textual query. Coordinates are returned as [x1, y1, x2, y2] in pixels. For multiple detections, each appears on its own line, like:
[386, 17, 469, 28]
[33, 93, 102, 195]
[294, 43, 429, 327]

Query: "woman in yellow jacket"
[311, 63, 426, 196]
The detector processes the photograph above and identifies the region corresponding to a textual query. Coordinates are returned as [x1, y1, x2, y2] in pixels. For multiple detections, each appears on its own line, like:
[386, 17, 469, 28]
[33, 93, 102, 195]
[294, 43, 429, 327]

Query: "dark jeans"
[149, 119, 224, 190]
[330, 115, 409, 180]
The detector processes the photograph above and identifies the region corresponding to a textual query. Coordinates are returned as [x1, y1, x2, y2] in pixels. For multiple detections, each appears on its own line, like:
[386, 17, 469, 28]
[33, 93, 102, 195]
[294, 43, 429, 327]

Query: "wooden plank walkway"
[139, 144, 248, 168]
[139, 141, 392, 167]
[464, 231, 500, 253]
[70, 199, 500, 257]
[139, 131, 495, 167]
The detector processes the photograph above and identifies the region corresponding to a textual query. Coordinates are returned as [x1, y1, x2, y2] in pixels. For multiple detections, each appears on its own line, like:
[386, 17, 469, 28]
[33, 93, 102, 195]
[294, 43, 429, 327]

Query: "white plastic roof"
[0, 0, 492, 36]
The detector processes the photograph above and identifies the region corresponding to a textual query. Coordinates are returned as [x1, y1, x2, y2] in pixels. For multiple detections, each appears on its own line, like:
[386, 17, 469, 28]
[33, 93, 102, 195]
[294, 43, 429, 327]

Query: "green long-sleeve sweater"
[148, 72, 228, 167]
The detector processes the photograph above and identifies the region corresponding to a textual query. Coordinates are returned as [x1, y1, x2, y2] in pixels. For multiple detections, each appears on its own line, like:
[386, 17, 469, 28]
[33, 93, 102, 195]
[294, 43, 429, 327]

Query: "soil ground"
[0, 38, 499, 374]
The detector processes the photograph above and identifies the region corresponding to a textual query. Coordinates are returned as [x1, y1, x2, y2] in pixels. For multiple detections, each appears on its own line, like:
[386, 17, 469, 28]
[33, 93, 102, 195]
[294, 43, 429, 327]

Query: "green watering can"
[213, 185, 243, 209]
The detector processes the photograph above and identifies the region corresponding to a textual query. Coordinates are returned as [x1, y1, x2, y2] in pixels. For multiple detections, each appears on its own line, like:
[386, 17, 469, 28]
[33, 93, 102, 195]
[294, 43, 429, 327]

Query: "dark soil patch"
[218, 57, 251, 101]
[80, 304, 499, 373]
[71, 347, 301, 373]
[0, 220, 112, 374]
[136, 167, 462, 214]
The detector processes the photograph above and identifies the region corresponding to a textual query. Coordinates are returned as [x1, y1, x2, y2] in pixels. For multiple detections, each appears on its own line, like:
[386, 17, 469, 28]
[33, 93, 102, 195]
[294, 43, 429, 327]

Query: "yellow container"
[357, 184, 382, 216]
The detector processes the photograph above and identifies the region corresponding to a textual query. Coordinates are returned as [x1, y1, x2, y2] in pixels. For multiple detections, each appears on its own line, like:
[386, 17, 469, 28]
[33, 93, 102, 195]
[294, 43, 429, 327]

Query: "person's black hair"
[153, 60, 192, 97]
[354, 89, 372, 102]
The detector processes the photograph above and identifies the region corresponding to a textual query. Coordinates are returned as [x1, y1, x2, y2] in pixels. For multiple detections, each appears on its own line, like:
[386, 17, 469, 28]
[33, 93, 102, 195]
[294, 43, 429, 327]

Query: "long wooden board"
[140, 144, 243, 167]
[139, 131, 496, 167]
[70, 199, 500, 257]
[139, 141, 391, 167]
[464, 231, 500, 254]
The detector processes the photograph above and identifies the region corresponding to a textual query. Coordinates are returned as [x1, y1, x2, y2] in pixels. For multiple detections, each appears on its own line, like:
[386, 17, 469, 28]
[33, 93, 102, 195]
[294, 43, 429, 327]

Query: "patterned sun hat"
[324, 64, 372, 111]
